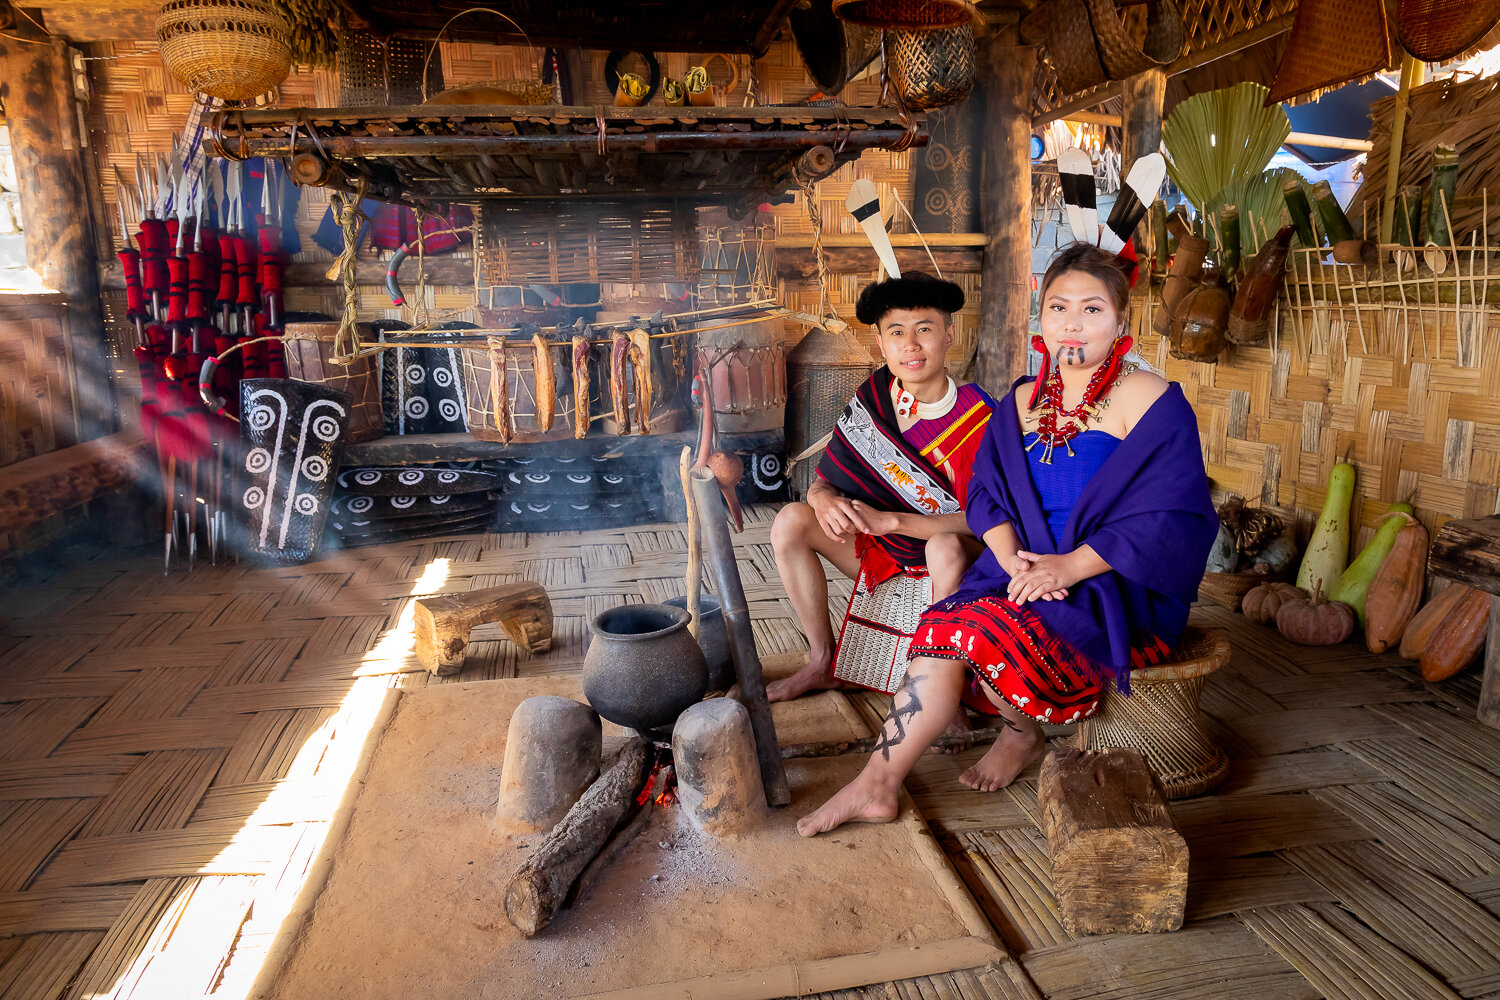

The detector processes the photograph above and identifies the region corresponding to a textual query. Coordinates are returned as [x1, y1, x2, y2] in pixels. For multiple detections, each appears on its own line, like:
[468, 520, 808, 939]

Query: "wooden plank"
[1227, 707, 1404, 755]
[0, 885, 139, 936]
[0, 432, 147, 535]
[1313, 784, 1500, 881]
[1021, 918, 1318, 1000]
[1241, 902, 1462, 1000]
[1172, 794, 1367, 862]
[1186, 856, 1335, 922]
[1282, 842, 1500, 981]
[1215, 752, 1385, 797]
[1429, 515, 1500, 596]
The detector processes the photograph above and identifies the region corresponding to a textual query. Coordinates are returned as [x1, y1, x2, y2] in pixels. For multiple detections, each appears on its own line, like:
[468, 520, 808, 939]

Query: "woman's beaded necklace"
[1026, 355, 1136, 464]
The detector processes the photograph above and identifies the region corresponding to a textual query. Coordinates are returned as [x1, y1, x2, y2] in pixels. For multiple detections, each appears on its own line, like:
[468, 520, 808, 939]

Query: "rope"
[331, 178, 371, 365]
[795, 172, 837, 325]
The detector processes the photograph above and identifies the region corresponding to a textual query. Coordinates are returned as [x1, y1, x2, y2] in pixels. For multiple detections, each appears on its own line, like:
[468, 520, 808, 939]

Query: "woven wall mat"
[1172, 793, 1368, 862]
[29, 822, 300, 892]
[1241, 902, 1461, 1000]
[0, 799, 97, 893]
[1190, 855, 1336, 922]
[1280, 842, 1500, 981]
[0, 932, 104, 1000]
[1339, 737, 1500, 830]
[75, 750, 225, 840]
[1225, 706, 1405, 756]
[0, 700, 108, 761]
[0, 755, 136, 802]
[1022, 918, 1313, 1000]
[1312, 783, 1500, 882]
[1369, 701, 1500, 771]
[0, 885, 140, 937]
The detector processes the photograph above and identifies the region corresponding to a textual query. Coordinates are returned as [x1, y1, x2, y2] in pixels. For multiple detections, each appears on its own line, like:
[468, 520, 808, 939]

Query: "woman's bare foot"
[959, 726, 1046, 792]
[796, 775, 900, 837]
[931, 706, 973, 754]
[766, 656, 847, 702]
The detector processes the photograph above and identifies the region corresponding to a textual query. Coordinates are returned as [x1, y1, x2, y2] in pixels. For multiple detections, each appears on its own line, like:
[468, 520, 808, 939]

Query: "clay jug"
[1170, 258, 1231, 364]
[663, 594, 733, 691]
[1153, 232, 1209, 337]
[1228, 225, 1295, 346]
[582, 604, 708, 736]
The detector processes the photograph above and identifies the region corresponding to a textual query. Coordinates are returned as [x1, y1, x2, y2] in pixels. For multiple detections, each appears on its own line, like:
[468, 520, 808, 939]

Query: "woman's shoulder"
[1111, 367, 1170, 424]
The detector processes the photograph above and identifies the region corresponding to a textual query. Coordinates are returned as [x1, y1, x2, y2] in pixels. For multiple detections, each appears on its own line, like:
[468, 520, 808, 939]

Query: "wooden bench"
[1428, 515, 1500, 729]
[0, 431, 149, 539]
[412, 582, 553, 676]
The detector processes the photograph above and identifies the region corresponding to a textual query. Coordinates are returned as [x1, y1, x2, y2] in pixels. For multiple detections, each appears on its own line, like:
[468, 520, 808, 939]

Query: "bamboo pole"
[1380, 56, 1423, 245]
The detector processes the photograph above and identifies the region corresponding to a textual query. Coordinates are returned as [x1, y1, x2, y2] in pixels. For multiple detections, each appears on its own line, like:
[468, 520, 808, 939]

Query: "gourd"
[1398, 583, 1473, 660]
[1329, 503, 1415, 630]
[1365, 517, 1429, 654]
[1250, 535, 1298, 575]
[1243, 582, 1306, 625]
[1420, 588, 1492, 682]
[1204, 523, 1239, 573]
[1276, 584, 1355, 646]
[1296, 461, 1357, 596]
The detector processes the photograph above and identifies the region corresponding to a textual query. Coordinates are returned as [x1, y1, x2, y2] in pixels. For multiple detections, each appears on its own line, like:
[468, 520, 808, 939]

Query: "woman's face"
[1039, 270, 1123, 371]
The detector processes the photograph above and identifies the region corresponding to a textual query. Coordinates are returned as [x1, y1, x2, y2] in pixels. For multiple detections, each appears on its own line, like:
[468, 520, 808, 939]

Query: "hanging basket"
[889, 24, 977, 110]
[1083, 0, 1185, 79]
[156, 0, 293, 102]
[832, 0, 977, 29]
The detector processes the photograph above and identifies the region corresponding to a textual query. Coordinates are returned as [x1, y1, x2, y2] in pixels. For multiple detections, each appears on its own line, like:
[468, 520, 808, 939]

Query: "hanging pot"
[1169, 258, 1231, 364]
[1153, 232, 1209, 337]
[789, 0, 882, 95]
[237, 377, 350, 565]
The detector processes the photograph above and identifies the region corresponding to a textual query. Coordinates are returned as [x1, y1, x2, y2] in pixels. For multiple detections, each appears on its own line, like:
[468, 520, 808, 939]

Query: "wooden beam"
[977, 27, 1035, 389]
[0, 431, 149, 537]
[1429, 515, 1500, 597]
[1287, 132, 1374, 152]
[773, 234, 988, 279]
[1379, 56, 1423, 243]
[0, 35, 114, 439]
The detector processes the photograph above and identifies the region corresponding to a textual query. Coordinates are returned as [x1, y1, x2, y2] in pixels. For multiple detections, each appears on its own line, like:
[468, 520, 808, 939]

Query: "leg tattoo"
[873, 671, 925, 761]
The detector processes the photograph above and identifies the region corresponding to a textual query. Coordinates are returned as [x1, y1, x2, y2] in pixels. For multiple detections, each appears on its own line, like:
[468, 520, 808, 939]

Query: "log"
[412, 582, 553, 675]
[1429, 515, 1500, 597]
[1481, 596, 1500, 730]
[1038, 747, 1188, 935]
[780, 726, 1008, 759]
[504, 736, 652, 937]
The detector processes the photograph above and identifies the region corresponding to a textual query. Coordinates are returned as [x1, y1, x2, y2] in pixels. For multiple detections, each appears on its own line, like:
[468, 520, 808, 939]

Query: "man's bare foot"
[767, 657, 846, 702]
[931, 706, 973, 754]
[958, 726, 1046, 792]
[796, 775, 900, 837]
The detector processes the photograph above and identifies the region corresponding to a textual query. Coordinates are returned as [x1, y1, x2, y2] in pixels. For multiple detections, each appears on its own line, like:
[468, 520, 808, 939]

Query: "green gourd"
[1329, 502, 1415, 630]
[1296, 461, 1357, 597]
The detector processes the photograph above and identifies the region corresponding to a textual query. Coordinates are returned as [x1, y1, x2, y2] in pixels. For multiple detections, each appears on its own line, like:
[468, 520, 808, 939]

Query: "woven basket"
[1397, 0, 1500, 60]
[337, 30, 442, 106]
[1083, 0, 1185, 79]
[477, 201, 699, 286]
[833, 0, 977, 28]
[1267, 0, 1392, 105]
[1040, 0, 1110, 95]
[1074, 625, 1232, 800]
[1198, 569, 1292, 610]
[156, 0, 292, 102]
[889, 24, 977, 110]
[280, 321, 385, 444]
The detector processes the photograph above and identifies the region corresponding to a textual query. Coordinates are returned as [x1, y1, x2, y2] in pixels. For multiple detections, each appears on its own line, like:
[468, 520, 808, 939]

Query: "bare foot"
[931, 706, 973, 754]
[958, 726, 1045, 793]
[796, 776, 900, 837]
[766, 657, 846, 702]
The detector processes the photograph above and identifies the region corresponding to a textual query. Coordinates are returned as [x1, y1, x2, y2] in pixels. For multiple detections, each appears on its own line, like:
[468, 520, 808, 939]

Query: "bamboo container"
[1283, 178, 1317, 247]
[1392, 185, 1422, 246]
[1427, 144, 1458, 247]
[1311, 180, 1356, 245]
[1152, 202, 1170, 271]
[1228, 225, 1294, 345]
[1169, 257, 1231, 363]
[1218, 204, 1241, 278]
[1152, 232, 1209, 337]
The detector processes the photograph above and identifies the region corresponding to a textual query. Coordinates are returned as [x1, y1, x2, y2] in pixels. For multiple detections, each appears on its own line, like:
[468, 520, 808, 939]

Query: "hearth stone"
[672, 698, 766, 837]
[494, 696, 602, 835]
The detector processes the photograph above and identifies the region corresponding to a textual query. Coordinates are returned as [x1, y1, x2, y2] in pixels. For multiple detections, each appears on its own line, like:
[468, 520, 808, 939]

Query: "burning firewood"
[504, 736, 652, 937]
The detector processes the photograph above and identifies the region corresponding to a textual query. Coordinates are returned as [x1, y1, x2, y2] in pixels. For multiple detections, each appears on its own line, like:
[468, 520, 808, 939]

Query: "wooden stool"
[413, 582, 553, 676]
[1074, 625, 1231, 800]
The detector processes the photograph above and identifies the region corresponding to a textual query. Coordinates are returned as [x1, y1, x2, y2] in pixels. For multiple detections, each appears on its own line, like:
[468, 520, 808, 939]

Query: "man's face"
[875, 307, 954, 388]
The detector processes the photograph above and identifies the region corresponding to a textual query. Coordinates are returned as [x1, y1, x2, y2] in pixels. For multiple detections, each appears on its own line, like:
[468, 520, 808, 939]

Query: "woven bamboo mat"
[1, 509, 1500, 1000]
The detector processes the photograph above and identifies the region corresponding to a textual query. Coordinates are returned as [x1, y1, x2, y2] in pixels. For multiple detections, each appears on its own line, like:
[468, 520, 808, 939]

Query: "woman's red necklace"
[1026, 335, 1135, 464]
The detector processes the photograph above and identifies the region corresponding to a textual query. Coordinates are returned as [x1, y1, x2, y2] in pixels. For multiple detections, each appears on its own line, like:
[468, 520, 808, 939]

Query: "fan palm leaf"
[1163, 83, 1291, 215]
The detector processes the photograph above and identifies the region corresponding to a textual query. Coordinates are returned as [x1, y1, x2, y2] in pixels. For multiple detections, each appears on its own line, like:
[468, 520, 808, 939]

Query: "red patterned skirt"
[908, 597, 1172, 724]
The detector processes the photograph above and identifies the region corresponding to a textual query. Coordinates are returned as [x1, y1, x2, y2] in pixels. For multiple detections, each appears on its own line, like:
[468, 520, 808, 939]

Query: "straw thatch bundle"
[1350, 73, 1500, 242]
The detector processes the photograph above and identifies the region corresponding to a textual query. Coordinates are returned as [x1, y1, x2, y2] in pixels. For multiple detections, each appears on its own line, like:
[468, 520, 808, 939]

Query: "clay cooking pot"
[583, 604, 709, 734]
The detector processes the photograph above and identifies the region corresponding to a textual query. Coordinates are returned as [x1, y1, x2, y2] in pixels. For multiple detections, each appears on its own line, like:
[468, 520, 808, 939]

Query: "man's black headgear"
[854, 271, 965, 326]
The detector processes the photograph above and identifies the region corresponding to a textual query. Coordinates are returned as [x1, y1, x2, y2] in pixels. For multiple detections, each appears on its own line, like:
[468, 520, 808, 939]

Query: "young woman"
[797, 243, 1218, 836]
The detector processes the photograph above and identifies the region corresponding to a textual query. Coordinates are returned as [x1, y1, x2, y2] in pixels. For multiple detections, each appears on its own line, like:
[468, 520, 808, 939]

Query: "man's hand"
[1006, 550, 1076, 604]
[847, 500, 901, 537]
[808, 491, 864, 543]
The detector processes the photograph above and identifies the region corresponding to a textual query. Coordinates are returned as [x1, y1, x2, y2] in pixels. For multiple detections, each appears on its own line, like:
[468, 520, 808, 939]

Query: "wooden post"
[1380, 56, 1424, 245]
[0, 35, 115, 439]
[1121, 68, 1166, 249]
[976, 26, 1035, 392]
[1479, 595, 1500, 729]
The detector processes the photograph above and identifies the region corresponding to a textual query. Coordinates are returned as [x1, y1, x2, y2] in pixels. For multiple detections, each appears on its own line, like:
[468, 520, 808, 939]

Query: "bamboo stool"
[1073, 626, 1231, 800]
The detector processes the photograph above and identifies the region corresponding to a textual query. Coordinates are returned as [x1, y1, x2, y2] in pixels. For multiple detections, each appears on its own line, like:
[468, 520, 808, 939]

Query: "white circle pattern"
[242, 486, 265, 509]
[294, 493, 319, 515]
[405, 397, 429, 419]
[245, 447, 272, 474]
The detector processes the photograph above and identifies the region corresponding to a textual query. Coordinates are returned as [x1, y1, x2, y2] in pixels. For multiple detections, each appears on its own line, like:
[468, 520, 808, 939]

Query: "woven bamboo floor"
[2, 504, 1499, 1000]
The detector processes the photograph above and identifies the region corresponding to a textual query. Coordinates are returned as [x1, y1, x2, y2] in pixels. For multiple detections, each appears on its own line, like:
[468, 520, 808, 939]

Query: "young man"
[767, 272, 994, 703]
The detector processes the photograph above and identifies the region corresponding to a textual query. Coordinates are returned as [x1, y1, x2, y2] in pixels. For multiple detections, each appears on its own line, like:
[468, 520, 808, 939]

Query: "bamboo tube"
[1283, 178, 1317, 248]
[1152, 202, 1169, 272]
[1427, 144, 1459, 247]
[1219, 205, 1241, 278]
[1311, 181, 1356, 245]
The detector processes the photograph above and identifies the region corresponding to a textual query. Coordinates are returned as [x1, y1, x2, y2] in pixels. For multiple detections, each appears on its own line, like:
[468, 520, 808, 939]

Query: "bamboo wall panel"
[0, 295, 80, 468]
[1133, 252, 1500, 554]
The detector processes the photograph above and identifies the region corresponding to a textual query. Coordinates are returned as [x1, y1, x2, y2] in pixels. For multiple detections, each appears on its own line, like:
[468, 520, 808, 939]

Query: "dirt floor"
[265, 673, 999, 1000]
